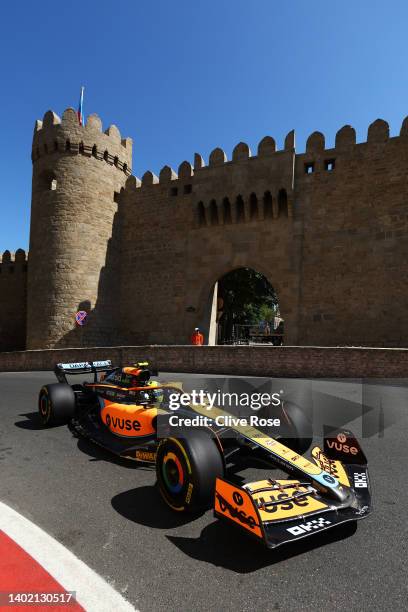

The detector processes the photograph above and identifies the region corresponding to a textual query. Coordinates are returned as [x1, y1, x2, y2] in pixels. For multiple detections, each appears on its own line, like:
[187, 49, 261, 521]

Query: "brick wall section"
[1, 345, 408, 377]
[120, 142, 302, 345]
[295, 125, 408, 347]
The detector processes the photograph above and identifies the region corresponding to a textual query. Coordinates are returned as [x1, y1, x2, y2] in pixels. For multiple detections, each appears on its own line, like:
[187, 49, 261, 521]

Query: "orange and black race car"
[38, 360, 371, 548]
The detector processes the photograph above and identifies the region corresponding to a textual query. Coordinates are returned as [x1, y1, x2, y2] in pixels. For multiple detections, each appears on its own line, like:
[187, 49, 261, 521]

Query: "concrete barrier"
[0, 345, 408, 377]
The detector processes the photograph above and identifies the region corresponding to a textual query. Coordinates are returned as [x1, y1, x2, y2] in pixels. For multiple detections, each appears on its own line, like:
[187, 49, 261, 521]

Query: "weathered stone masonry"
[0, 108, 407, 351]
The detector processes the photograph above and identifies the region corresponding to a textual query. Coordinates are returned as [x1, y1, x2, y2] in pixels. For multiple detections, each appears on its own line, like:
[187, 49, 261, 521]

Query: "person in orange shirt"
[191, 327, 204, 345]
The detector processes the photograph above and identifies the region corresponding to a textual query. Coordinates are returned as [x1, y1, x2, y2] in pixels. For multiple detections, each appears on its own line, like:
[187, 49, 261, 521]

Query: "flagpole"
[78, 86, 85, 126]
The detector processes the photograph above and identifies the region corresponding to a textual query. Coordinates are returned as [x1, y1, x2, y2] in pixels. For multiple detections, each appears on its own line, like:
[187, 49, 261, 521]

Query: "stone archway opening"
[209, 267, 283, 345]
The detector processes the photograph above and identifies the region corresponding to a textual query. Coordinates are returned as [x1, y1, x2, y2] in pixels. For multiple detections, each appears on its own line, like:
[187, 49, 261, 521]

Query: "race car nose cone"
[331, 484, 355, 506]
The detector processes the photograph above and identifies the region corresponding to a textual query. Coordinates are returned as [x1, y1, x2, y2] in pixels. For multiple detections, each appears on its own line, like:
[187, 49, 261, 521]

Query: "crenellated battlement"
[134, 115, 408, 190]
[32, 108, 132, 176]
[135, 129, 295, 189]
[0, 249, 27, 272]
[132, 130, 294, 190]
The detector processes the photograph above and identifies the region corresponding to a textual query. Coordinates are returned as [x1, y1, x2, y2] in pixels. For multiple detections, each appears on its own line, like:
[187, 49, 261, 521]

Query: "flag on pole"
[77, 86, 85, 126]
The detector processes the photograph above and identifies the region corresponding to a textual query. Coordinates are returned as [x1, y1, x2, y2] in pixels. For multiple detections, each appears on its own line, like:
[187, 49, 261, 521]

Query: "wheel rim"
[40, 394, 49, 418]
[162, 452, 184, 494]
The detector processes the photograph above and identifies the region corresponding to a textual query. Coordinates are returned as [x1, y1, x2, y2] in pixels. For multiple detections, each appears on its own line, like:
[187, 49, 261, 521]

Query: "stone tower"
[27, 108, 132, 349]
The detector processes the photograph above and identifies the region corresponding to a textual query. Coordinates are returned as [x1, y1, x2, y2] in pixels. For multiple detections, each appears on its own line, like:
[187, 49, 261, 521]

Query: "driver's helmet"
[122, 366, 151, 387]
[120, 366, 163, 404]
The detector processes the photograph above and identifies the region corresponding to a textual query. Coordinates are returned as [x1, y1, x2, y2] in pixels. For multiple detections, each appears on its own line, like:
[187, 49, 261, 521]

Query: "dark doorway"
[215, 268, 283, 345]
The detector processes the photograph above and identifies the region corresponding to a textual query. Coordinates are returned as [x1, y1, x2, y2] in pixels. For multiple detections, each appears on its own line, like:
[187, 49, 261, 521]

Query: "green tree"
[218, 268, 278, 342]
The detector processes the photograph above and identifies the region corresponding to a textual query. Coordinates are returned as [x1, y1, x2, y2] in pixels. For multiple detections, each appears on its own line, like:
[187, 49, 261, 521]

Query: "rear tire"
[156, 429, 224, 513]
[38, 384, 76, 426]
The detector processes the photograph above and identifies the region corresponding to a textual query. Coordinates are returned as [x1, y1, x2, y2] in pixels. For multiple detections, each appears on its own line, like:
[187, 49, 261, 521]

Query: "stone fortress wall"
[0, 250, 27, 351]
[1, 108, 408, 351]
[120, 117, 408, 347]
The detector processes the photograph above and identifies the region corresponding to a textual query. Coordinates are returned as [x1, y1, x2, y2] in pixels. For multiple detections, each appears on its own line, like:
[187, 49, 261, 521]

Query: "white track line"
[0, 502, 138, 612]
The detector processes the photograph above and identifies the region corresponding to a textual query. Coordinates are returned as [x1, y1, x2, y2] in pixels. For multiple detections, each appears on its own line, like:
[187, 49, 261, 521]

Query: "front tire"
[156, 429, 224, 513]
[279, 401, 313, 454]
[38, 384, 76, 426]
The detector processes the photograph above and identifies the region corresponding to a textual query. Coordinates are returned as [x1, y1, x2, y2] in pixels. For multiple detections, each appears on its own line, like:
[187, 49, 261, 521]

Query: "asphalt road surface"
[1, 371, 407, 611]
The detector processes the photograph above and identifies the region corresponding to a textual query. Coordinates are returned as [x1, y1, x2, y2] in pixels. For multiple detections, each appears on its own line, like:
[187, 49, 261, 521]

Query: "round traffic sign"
[75, 310, 88, 326]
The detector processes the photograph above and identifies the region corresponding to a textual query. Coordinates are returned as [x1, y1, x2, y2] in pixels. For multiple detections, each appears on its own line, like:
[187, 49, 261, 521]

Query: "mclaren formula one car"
[38, 359, 371, 548]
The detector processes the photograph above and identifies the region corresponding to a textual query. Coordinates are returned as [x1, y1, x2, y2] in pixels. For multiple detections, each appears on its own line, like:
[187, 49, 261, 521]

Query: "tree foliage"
[218, 268, 278, 341]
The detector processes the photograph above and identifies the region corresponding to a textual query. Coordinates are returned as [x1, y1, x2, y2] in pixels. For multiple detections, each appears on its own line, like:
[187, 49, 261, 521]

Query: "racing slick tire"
[156, 429, 224, 513]
[38, 384, 76, 426]
[279, 401, 313, 454]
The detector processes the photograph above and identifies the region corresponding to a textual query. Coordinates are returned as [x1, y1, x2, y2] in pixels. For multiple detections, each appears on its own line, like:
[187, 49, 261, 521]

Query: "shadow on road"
[111, 485, 194, 529]
[112, 481, 358, 573]
[14, 412, 62, 430]
[167, 520, 358, 573]
[75, 437, 148, 470]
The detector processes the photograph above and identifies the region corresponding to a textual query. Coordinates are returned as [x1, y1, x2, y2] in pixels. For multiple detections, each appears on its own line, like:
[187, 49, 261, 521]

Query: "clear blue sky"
[1, 0, 407, 251]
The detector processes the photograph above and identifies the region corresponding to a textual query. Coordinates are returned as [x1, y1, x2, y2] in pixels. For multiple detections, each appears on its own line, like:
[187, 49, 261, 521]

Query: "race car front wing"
[214, 444, 371, 549]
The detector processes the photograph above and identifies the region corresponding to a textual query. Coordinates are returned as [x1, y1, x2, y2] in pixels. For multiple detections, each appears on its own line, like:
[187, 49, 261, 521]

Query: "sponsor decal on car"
[135, 450, 156, 462]
[326, 436, 359, 455]
[286, 517, 332, 536]
[214, 479, 263, 538]
[258, 492, 312, 513]
[311, 447, 350, 487]
[106, 413, 141, 432]
[324, 431, 367, 462]
[250, 480, 329, 521]
[185, 482, 194, 504]
[92, 360, 112, 368]
[216, 492, 258, 529]
[354, 472, 368, 488]
[58, 362, 90, 370]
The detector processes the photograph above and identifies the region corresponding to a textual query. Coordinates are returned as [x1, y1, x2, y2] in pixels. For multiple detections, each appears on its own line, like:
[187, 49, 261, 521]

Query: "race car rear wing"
[54, 360, 114, 383]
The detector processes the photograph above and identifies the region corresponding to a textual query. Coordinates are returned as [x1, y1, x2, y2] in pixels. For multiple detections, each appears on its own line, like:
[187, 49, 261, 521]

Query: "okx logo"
[287, 517, 331, 536]
[354, 472, 368, 488]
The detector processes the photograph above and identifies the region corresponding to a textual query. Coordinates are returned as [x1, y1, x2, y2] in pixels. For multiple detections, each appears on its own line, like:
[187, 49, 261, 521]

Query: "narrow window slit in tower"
[65, 140, 71, 152]
[92, 145, 97, 158]
[304, 162, 314, 174]
[325, 159, 335, 171]
[278, 188, 288, 217]
[198, 202, 206, 226]
[210, 200, 219, 225]
[263, 191, 273, 219]
[249, 193, 258, 220]
[223, 198, 232, 224]
[236, 196, 245, 223]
